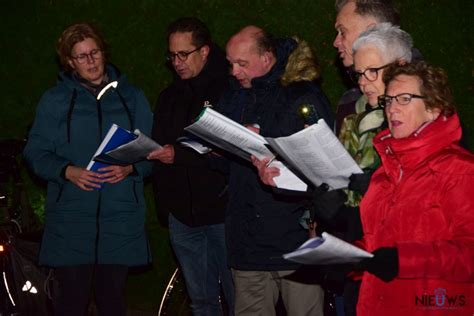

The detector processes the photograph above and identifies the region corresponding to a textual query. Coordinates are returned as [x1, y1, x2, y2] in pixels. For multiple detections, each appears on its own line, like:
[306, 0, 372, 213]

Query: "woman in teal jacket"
[23, 22, 152, 316]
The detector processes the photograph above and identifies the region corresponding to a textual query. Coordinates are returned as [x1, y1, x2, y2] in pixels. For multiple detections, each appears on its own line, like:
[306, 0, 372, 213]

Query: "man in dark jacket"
[216, 25, 333, 315]
[148, 17, 233, 315]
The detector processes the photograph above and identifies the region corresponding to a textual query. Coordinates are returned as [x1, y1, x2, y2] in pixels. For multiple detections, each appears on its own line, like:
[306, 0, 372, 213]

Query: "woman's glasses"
[378, 93, 425, 108]
[349, 64, 390, 83]
[70, 49, 102, 64]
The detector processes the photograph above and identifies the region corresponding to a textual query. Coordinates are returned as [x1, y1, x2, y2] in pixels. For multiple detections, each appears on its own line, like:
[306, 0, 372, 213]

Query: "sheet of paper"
[185, 108, 308, 191]
[283, 232, 373, 265]
[87, 123, 136, 171]
[266, 119, 362, 189]
[177, 136, 212, 154]
[185, 108, 272, 159]
[104, 129, 162, 163]
[271, 161, 308, 191]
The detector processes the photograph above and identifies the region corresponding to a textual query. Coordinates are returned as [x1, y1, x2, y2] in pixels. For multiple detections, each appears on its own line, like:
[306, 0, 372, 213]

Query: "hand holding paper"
[89, 124, 162, 168]
[251, 155, 280, 187]
[147, 144, 175, 164]
[184, 108, 308, 191]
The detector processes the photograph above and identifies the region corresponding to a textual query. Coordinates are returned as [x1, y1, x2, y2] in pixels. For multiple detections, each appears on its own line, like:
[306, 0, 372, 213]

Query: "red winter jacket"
[357, 114, 474, 316]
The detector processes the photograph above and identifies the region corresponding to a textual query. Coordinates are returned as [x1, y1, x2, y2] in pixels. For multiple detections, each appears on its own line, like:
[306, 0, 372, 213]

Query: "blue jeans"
[169, 214, 234, 316]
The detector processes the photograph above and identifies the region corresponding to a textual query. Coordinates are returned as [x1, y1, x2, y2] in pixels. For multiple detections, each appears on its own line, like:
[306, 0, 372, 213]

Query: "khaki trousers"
[232, 269, 324, 316]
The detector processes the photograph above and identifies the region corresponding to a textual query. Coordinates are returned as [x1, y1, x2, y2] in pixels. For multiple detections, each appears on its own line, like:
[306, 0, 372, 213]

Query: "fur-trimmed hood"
[229, 37, 322, 90]
[280, 36, 321, 86]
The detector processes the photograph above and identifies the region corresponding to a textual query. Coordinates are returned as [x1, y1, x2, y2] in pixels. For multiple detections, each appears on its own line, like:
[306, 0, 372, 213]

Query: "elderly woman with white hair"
[318, 22, 415, 315]
[338, 22, 414, 207]
[254, 22, 415, 222]
[304, 23, 415, 244]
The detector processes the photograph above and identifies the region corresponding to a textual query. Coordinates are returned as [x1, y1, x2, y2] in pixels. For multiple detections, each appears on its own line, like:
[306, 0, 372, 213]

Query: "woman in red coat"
[356, 60, 474, 315]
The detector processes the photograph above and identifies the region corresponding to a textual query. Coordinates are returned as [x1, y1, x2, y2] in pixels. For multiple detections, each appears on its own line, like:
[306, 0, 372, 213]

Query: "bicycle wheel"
[157, 268, 191, 316]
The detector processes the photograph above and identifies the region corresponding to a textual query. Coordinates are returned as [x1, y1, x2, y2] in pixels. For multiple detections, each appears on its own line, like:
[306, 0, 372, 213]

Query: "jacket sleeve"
[23, 91, 70, 184]
[152, 89, 211, 169]
[130, 89, 154, 178]
[396, 172, 474, 282]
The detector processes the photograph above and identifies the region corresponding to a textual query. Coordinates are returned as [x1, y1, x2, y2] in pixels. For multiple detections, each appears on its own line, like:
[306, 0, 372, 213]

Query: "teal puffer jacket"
[24, 65, 153, 267]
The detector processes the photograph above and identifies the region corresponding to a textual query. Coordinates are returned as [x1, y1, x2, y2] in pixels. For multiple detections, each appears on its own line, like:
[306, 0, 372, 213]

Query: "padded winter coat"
[357, 114, 474, 315]
[24, 65, 153, 267]
[216, 38, 333, 270]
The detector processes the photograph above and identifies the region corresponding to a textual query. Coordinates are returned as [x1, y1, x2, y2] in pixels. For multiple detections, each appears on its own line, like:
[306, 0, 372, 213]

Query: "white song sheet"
[184, 108, 308, 191]
[283, 232, 373, 265]
[105, 129, 162, 162]
[266, 119, 363, 189]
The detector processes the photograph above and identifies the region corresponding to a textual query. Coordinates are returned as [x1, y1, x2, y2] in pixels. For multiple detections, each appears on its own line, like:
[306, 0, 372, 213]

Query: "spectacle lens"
[378, 93, 425, 108]
[166, 46, 203, 62]
[71, 49, 102, 64]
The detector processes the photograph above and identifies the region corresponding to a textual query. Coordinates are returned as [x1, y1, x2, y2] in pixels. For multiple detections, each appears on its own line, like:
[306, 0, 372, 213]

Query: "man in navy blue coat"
[217, 25, 333, 315]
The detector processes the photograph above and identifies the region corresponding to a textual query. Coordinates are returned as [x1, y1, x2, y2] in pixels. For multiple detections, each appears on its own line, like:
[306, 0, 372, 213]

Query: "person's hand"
[355, 247, 398, 282]
[312, 187, 347, 221]
[245, 124, 260, 134]
[147, 144, 175, 164]
[98, 165, 134, 184]
[348, 170, 374, 195]
[65, 165, 104, 191]
[251, 155, 280, 187]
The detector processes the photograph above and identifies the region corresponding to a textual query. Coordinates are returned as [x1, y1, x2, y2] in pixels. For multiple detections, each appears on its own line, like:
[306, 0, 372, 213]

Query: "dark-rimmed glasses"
[378, 93, 425, 108]
[349, 64, 390, 83]
[70, 49, 102, 64]
[166, 46, 203, 62]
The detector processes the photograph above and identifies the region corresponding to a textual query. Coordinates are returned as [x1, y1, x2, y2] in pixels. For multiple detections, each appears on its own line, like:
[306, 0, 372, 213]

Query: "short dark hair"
[254, 29, 276, 56]
[383, 61, 456, 117]
[56, 22, 108, 72]
[166, 17, 211, 48]
[336, 0, 400, 26]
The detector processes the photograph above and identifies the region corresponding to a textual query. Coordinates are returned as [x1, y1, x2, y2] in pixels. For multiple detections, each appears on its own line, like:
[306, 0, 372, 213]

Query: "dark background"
[1, 0, 472, 312]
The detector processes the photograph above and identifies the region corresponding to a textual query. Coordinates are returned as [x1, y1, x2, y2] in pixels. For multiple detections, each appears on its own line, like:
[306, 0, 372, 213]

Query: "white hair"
[353, 22, 413, 63]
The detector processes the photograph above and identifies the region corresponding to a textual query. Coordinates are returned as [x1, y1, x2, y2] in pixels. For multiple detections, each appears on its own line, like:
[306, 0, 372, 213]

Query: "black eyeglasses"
[70, 49, 102, 64]
[166, 46, 203, 62]
[349, 64, 390, 83]
[378, 93, 426, 108]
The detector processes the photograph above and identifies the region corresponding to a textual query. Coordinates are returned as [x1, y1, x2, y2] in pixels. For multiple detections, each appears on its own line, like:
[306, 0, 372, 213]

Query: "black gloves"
[356, 247, 399, 282]
[311, 186, 347, 221]
[348, 170, 374, 195]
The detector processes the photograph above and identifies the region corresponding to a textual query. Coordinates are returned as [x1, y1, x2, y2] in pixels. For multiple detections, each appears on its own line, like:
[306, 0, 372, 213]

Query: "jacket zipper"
[56, 186, 64, 202]
[94, 98, 103, 263]
[94, 193, 101, 264]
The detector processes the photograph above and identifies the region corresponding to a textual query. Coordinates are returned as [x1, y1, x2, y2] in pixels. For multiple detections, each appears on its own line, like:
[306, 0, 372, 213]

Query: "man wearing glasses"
[333, 0, 403, 134]
[148, 17, 234, 315]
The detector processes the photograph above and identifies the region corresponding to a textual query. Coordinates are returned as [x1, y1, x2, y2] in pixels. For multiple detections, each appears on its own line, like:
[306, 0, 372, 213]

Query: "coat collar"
[229, 37, 319, 91]
[58, 63, 124, 91]
[374, 114, 462, 181]
[171, 42, 229, 91]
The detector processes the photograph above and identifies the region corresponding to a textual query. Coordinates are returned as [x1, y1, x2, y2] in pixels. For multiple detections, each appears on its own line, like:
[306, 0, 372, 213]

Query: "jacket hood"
[280, 36, 321, 86]
[199, 42, 229, 80]
[231, 37, 321, 90]
[374, 113, 463, 181]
